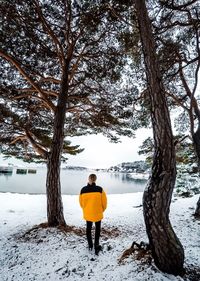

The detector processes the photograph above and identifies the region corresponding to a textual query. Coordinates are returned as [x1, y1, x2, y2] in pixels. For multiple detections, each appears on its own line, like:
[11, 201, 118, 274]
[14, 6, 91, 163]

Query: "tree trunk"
[193, 123, 200, 170]
[46, 60, 69, 227]
[193, 125, 200, 217]
[135, 0, 184, 275]
[194, 196, 200, 217]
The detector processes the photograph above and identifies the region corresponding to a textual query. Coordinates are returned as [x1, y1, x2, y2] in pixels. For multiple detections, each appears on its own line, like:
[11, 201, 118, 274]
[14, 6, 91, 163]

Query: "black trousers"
[86, 221, 101, 248]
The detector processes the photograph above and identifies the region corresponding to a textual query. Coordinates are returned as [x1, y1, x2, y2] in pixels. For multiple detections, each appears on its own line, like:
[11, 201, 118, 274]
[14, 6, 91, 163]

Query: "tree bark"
[135, 0, 184, 275]
[194, 196, 200, 217]
[192, 123, 200, 217]
[46, 60, 69, 227]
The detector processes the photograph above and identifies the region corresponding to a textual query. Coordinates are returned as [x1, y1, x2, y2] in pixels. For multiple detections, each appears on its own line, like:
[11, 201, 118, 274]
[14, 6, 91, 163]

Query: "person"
[79, 174, 107, 255]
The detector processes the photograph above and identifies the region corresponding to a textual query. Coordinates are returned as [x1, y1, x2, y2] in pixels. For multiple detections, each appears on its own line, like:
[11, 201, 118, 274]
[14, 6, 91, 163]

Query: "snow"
[0, 192, 200, 281]
[127, 172, 149, 180]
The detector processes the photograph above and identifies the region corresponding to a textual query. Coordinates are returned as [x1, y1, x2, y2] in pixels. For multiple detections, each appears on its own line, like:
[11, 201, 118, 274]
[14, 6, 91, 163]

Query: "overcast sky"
[66, 128, 152, 168]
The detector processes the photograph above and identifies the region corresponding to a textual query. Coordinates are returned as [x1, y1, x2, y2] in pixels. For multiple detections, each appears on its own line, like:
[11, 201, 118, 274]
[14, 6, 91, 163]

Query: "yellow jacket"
[79, 183, 107, 222]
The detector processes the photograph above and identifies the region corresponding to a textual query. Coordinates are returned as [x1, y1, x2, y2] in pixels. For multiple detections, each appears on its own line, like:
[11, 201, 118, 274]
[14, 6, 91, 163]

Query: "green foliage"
[175, 137, 196, 165]
[0, 0, 139, 162]
[138, 137, 154, 165]
[0, 102, 83, 163]
[138, 135, 196, 166]
[175, 164, 200, 197]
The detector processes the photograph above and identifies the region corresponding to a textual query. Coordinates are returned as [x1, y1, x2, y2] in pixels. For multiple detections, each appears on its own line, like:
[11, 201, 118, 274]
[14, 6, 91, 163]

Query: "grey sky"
[66, 128, 152, 168]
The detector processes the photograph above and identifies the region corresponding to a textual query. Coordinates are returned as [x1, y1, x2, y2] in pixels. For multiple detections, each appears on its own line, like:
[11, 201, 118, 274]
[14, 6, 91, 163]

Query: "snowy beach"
[0, 192, 200, 281]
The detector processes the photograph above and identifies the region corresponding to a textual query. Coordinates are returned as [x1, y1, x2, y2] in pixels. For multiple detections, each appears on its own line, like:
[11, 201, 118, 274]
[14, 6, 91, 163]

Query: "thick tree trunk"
[135, 0, 184, 275]
[193, 124, 200, 170]
[194, 196, 200, 217]
[193, 125, 200, 217]
[46, 61, 69, 227]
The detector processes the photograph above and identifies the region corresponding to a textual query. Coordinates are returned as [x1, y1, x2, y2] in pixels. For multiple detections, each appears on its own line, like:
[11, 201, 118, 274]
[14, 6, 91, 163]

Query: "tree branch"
[25, 129, 48, 159]
[33, 0, 65, 67]
[0, 50, 56, 111]
[10, 135, 27, 145]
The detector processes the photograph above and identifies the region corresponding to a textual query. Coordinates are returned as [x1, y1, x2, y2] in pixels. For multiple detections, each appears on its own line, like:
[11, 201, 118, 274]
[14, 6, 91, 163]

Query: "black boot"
[88, 243, 93, 251]
[95, 245, 102, 255]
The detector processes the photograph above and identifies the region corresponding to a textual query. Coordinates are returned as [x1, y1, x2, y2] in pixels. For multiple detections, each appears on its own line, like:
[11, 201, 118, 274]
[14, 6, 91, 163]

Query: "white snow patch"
[0, 192, 200, 281]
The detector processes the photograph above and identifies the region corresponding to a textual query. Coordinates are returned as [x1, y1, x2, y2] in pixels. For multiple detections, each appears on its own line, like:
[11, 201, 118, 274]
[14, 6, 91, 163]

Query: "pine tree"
[123, 0, 200, 219]
[153, 0, 200, 217]
[0, 0, 137, 226]
[134, 0, 184, 275]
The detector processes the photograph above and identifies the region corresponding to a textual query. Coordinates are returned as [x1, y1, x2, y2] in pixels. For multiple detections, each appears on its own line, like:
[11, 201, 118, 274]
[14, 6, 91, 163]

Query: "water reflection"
[0, 169, 147, 195]
[110, 172, 148, 183]
[109, 172, 136, 182]
[132, 178, 147, 183]
[16, 169, 27, 175]
[0, 171, 13, 180]
[109, 172, 121, 179]
[122, 173, 135, 182]
[122, 173, 144, 183]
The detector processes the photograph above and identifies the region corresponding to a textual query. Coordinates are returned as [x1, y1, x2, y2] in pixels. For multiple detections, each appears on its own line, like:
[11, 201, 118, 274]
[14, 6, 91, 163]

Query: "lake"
[0, 168, 147, 195]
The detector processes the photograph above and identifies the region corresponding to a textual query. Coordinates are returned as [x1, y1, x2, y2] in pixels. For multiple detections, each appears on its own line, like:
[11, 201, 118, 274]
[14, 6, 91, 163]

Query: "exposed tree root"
[101, 227, 121, 238]
[17, 222, 121, 242]
[184, 265, 200, 281]
[193, 213, 200, 220]
[119, 241, 152, 265]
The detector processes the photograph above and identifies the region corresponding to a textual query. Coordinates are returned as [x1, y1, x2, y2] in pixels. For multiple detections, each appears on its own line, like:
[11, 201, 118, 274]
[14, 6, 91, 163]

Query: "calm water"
[0, 168, 147, 195]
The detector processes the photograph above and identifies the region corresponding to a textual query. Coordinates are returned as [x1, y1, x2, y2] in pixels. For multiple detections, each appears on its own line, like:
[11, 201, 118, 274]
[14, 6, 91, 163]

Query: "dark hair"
[89, 174, 97, 182]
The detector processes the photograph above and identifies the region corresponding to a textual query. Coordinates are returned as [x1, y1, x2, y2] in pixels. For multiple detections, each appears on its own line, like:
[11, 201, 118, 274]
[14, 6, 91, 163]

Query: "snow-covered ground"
[0, 192, 200, 281]
[127, 172, 149, 180]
